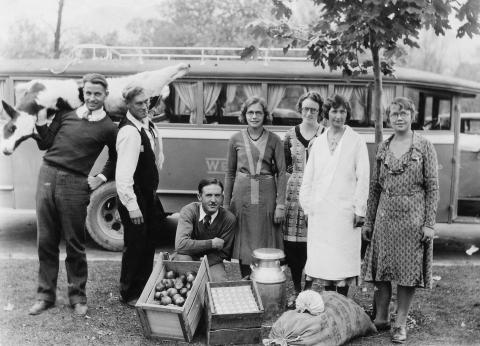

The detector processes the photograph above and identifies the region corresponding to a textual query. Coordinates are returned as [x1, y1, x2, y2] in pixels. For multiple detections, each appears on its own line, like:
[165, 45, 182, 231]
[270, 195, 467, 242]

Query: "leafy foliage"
[246, 0, 480, 142]
[127, 0, 274, 47]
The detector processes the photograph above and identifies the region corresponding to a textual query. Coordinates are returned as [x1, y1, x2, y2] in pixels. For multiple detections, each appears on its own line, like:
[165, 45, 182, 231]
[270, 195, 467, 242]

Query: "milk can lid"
[252, 248, 285, 260]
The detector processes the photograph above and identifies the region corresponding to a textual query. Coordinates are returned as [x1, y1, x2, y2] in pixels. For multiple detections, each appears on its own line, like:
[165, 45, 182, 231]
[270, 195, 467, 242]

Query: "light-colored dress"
[299, 125, 370, 281]
[362, 132, 439, 288]
[283, 125, 324, 242]
[224, 129, 286, 265]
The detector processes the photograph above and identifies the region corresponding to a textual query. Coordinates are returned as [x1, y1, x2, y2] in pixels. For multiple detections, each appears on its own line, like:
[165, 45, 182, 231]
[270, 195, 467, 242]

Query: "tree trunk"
[370, 32, 383, 145]
[53, 0, 65, 59]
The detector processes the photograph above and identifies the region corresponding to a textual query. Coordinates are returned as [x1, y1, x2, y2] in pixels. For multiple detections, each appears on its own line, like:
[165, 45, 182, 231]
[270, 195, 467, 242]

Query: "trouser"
[36, 163, 90, 305]
[118, 193, 158, 302]
[284, 240, 307, 293]
[173, 254, 227, 282]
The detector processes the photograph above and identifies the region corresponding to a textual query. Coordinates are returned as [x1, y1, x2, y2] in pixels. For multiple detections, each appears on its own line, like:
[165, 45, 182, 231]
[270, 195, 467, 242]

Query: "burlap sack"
[264, 291, 376, 346]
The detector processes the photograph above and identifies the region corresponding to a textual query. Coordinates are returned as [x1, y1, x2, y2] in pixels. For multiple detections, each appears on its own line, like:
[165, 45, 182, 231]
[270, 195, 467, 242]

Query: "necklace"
[328, 128, 344, 153]
[247, 128, 265, 142]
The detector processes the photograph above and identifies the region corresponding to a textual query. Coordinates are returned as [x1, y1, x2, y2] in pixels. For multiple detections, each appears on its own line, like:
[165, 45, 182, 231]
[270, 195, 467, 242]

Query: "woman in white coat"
[299, 94, 370, 297]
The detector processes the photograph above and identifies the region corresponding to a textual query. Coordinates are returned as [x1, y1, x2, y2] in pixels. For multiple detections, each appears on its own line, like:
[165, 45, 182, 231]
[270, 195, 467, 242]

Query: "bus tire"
[86, 181, 124, 252]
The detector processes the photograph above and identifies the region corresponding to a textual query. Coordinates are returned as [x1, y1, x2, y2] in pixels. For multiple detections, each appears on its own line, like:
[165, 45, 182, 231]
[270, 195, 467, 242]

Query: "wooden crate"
[135, 254, 210, 342]
[206, 280, 264, 345]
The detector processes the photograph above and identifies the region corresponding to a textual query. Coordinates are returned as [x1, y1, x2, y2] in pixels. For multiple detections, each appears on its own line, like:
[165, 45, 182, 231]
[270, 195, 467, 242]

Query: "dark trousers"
[118, 192, 158, 302]
[36, 163, 90, 305]
[284, 240, 307, 293]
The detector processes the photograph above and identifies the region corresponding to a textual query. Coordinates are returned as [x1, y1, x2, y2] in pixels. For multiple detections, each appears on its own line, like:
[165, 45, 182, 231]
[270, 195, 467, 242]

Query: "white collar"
[199, 204, 218, 223]
[76, 104, 106, 121]
[126, 112, 150, 131]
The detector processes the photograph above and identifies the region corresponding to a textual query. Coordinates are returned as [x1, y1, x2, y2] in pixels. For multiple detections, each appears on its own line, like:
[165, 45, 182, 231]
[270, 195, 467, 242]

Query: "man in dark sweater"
[29, 73, 117, 316]
[115, 85, 165, 307]
[174, 178, 236, 282]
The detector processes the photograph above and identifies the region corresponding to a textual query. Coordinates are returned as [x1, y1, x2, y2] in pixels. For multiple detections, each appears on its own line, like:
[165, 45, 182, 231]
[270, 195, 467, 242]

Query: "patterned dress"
[362, 132, 439, 288]
[283, 125, 324, 241]
[224, 129, 287, 265]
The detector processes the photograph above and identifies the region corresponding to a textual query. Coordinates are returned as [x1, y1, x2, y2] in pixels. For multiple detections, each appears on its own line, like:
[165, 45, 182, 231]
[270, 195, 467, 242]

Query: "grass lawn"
[0, 259, 479, 345]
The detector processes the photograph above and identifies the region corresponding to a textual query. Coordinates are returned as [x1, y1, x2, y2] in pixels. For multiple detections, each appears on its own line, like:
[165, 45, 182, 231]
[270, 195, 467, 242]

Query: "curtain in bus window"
[267, 85, 286, 112]
[203, 83, 222, 120]
[174, 83, 197, 124]
[305, 85, 329, 100]
[334, 85, 354, 100]
[226, 85, 237, 104]
[352, 87, 367, 122]
[381, 86, 395, 109]
[244, 84, 263, 98]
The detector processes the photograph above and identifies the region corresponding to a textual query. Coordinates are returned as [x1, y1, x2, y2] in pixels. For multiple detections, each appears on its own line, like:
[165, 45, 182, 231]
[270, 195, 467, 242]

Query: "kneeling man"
[174, 178, 236, 282]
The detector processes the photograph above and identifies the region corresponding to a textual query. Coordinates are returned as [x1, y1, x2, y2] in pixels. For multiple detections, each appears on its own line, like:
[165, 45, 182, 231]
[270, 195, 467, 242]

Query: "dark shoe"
[29, 300, 54, 315]
[374, 320, 391, 332]
[241, 275, 250, 280]
[391, 326, 407, 344]
[73, 303, 88, 316]
[126, 298, 138, 308]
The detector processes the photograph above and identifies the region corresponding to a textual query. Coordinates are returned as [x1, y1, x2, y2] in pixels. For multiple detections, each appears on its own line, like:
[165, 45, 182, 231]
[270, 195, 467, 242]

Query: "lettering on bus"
[206, 158, 227, 174]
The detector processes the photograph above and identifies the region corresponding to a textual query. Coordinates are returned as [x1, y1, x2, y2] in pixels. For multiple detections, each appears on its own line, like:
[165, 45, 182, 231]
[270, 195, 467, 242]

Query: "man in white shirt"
[115, 85, 165, 307]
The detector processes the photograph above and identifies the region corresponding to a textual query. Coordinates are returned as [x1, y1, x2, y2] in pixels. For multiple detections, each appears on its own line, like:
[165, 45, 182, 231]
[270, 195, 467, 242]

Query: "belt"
[382, 188, 423, 197]
[237, 172, 274, 180]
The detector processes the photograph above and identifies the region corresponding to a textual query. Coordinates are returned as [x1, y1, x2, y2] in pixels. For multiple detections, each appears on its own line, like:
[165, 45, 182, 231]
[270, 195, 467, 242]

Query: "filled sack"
[264, 291, 376, 346]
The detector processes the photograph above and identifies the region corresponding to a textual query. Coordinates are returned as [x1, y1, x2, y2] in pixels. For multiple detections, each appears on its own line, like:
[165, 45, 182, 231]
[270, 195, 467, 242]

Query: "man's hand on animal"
[129, 209, 144, 225]
[211, 237, 225, 249]
[87, 175, 104, 191]
[36, 109, 48, 126]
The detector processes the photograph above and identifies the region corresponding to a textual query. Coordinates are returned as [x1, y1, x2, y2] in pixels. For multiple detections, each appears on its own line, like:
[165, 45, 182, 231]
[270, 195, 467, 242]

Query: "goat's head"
[1, 100, 38, 155]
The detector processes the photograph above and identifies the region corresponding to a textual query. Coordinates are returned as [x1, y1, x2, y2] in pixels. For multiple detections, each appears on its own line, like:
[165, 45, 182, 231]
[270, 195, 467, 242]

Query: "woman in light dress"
[300, 93, 370, 297]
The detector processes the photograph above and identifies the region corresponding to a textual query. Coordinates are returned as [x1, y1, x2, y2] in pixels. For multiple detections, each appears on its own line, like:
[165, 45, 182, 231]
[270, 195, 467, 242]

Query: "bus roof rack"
[70, 44, 309, 62]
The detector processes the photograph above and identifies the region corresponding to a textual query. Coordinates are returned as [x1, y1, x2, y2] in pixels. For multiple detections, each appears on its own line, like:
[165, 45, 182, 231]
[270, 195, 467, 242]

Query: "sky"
[0, 0, 479, 75]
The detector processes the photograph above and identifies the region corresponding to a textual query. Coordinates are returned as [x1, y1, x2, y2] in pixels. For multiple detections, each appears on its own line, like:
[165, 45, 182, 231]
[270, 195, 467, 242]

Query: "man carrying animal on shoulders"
[173, 178, 236, 282]
[29, 73, 117, 316]
[115, 85, 166, 307]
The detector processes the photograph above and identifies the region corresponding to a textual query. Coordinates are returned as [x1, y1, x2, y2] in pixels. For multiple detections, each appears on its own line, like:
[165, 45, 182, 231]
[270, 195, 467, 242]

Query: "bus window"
[404, 88, 452, 130]
[209, 83, 261, 125]
[333, 85, 370, 127]
[271, 85, 303, 126]
[173, 82, 197, 124]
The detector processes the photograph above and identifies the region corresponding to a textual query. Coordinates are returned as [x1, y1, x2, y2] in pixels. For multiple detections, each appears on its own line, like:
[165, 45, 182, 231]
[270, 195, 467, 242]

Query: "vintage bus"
[1, 49, 479, 250]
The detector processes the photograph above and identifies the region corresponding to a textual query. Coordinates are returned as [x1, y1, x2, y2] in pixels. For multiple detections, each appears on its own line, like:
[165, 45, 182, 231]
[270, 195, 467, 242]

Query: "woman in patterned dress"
[224, 96, 287, 278]
[300, 94, 370, 297]
[283, 91, 324, 306]
[361, 97, 439, 343]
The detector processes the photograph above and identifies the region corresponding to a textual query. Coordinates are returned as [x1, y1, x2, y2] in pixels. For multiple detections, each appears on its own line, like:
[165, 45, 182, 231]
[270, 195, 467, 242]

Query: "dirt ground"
[1, 259, 479, 346]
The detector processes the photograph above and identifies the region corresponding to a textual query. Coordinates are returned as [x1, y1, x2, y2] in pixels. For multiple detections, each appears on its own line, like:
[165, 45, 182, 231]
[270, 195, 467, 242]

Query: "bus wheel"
[86, 182, 124, 251]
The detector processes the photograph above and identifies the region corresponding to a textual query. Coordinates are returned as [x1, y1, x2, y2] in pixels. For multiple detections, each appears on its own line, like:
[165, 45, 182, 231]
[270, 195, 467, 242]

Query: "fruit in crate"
[153, 270, 198, 306]
[167, 288, 178, 297]
[160, 296, 172, 305]
[166, 270, 176, 279]
[186, 271, 196, 283]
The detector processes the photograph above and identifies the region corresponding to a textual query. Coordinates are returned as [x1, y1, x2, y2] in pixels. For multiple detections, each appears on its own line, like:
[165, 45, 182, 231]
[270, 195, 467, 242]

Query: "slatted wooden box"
[135, 254, 210, 342]
[205, 280, 264, 345]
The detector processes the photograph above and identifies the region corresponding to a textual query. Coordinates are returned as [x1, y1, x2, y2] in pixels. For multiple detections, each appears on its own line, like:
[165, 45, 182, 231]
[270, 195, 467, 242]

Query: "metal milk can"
[250, 248, 286, 321]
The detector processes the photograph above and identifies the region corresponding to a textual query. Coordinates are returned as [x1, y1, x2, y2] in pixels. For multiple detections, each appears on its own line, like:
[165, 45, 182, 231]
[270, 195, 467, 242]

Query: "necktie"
[203, 214, 211, 228]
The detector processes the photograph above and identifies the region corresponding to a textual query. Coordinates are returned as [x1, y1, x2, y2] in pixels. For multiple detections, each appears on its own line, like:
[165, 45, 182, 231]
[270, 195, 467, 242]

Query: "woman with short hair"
[224, 96, 286, 278]
[283, 91, 325, 307]
[300, 93, 370, 297]
[362, 97, 439, 343]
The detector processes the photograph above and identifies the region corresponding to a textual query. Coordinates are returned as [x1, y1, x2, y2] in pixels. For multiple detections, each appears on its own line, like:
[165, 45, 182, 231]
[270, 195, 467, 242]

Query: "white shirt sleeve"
[116, 126, 141, 212]
[299, 139, 317, 216]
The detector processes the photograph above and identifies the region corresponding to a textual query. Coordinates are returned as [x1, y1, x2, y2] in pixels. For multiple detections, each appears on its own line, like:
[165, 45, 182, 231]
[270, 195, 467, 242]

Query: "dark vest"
[118, 118, 159, 201]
